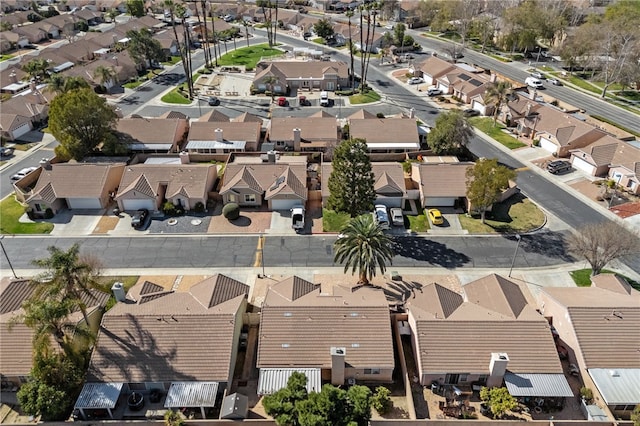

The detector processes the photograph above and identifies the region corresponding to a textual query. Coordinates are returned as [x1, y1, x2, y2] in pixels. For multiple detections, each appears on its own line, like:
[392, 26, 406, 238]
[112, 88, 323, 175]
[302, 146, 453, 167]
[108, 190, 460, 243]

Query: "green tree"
[327, 138, 376, 217]
[371, 386, 392, 414]
[427, 110, 473, 155]
[17, 381, 68, 420]
[126, 0, 144, 17]
[12, 297, 77, 354]
[48, 88, 117, 160]
[347, 385, 372, 425]
[313, 18, 335, 41]
[567, 222, 640, 276]
[46, 75, 89, 95]
[263, 371, 309, 426]
[106, 8, 119, 22]
[164, 410, 185, 426]
[394, 23, 405, 47]
[93, 65, 117, 89]
[484, 81, 512, 126]
[479, 387, 517, 418]
[466, 158, 516, 223]
[631, 404, 640, 426]
[22, 58, 50, 82]
[333, 214, 394, 285]
[126, 28, 165, 68]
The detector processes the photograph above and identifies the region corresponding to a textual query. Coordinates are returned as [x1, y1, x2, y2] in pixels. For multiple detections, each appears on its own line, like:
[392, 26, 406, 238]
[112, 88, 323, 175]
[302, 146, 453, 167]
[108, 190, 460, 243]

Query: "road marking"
[253, 235, 264, 267]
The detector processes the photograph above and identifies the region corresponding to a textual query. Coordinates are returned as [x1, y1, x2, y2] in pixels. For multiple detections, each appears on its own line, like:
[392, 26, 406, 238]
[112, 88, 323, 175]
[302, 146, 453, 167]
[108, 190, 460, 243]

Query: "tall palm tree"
[242, 20, 250, 47]
[164, 0, 193, 98]
[93, 65, 117, 90]
[333, 214, 394, 285]
[32, 244, 100, 326]
[210, 3, 219, 66]
[22, 58, 50, 82]
[346, 10, 355, 89]
[485, 81, 512, 126]
[46, 74, 67, 94]
[263, 75, 279, 103]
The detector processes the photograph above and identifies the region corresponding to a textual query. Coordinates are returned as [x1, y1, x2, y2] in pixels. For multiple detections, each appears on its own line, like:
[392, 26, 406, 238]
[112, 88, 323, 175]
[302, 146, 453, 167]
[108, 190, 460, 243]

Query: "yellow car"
[427, 209, 444, 225]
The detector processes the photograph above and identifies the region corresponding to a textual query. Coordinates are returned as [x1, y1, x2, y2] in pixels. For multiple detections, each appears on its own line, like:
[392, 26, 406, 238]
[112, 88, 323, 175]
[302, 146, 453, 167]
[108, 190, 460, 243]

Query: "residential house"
[407, 274, 573, 400]
[321, 161, 407, 208]
[54, 38, 101, 64]
[434, 64, 492, 103]
[516, 105, 607, 156]
[0, 86, 52, 127]
[256, 276, 394, 394]
[419, 55, 457, 86]
[411, 160, 473, 207]
[219, 155, 308, 210]
[40, 13, 79, 38]
[115, 162, 217, 212]
[77, 275, 249, 420]
[115, 115, 189, 153]
[267, 115, 339, 152]
[94, 0, 127, 13]
[0, 31, 29, 52]
[348, 113, 421, 152]
[186, 120, 261, 153]
[0, 113, 33, 141]
[0, 11, 34, 27]
[74, 8, 104, 26]
[253, 60, 350, 94]
[500, 92, 542, 127]
[0, 277, 109, 388]
[12, 23, 48, 44]
[154, 28, 181, 57]
[539, 275, 640, 419]
[569, 135, 625, 177]
[24, 161, 125, 215]
[352, 30, 384, 53]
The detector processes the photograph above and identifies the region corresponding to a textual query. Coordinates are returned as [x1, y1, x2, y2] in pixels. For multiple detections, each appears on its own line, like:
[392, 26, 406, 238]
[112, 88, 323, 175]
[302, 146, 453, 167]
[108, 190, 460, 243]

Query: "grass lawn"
[489, 54, 512, 63]
[469, 117, 527, 149]
[322, 209, 351, 232]
[570, 268, 640, 290]
[98, 276, 139, 310]
[0, 54, 14, 62]
[458, 194, 544, 234]
[617, 90, 640, 101]
[407, 212, 430, 232]
[0, 197, 53, 234]
[123, 80, 143, 89]
[566, 76, 602, 95]
[10, 142, 37, 151]
[161, 89, 192, 104]
[349, 90, 381, 104]
[162, 56, 181, 66]
[312, 37, 326, 45]
[217, 44, 283, 70]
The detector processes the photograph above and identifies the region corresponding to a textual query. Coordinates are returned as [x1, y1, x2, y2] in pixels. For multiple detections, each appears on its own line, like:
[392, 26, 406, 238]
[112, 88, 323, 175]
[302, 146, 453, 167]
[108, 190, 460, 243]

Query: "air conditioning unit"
[347, 378, 356, 385]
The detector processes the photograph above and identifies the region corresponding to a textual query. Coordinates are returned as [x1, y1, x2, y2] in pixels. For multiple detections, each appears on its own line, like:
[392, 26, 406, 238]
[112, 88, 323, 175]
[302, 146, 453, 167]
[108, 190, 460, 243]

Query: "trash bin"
[430, 381, 439, 393]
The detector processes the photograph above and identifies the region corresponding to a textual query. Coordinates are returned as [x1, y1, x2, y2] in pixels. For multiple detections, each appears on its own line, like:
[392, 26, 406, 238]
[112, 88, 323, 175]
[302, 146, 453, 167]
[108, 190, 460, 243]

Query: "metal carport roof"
[164, 382, 219, 408]
[589, 368, 640, 405]
[504, 373, 573, 397]
[258, 368, 321, 395]
[74, 382, 123, 409]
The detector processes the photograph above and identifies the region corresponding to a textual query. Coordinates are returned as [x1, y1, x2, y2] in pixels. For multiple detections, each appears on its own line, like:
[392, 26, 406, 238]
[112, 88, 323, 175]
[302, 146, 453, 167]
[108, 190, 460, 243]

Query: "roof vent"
[281, 343, 290, 348]
[609, 370, 619, 377]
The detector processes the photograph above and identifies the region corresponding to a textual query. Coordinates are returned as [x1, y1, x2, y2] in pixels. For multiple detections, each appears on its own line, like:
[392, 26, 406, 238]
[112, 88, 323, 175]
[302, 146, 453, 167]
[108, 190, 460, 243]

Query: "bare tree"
[568, 222, 640, 276]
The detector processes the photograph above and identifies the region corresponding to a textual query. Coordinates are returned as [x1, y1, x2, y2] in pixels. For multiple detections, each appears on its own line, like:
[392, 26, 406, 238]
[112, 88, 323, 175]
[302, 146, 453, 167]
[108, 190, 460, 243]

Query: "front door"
[444, 374, 460, 385]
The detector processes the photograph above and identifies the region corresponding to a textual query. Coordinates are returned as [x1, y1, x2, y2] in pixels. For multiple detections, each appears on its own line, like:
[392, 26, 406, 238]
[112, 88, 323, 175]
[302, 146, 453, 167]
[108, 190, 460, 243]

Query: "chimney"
[9, 70, 17, 83]
[39, 158, 51, 170]
[490, 74, 497, 83]
[214, 128, 224, 142]
[179, 151, 190, 164]
[526, 104, 532, 117]
[293, 128, 301, 151]
[330, 347, 346, 385]
[29, 79, 37, 91]
[267, 150, 277, 163]
[487, 353, 509, 387]
[111, 282, 126, 303]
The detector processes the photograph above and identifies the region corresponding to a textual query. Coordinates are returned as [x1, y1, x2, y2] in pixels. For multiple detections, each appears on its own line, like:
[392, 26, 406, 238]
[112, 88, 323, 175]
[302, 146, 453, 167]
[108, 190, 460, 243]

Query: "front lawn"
[123, 80, 143, 89]
[217, 44, 283, 70]
[349, 89, 381, 104]
[311, 37, 326, 45]
[322, 209, 351, 232]
[407, 212, 430, 232]
[0, 197, 53, 234]
[570, 268, 640, 290]
[160, 89, 192, 104]
[458, 194, 544, 234]
[469, 117, 527, 149]
[0, 54, 14, 62]
[162, 56, 181, 65]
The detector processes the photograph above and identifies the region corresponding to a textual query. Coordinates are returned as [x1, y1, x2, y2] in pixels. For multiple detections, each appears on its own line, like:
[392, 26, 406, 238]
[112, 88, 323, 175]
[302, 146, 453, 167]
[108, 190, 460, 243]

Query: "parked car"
[427, 88, 442, 96]
[0, 146, 15, 157]
[10, 166, 37, 181]
[389, 208, 404, 226]
[525, 76, 544, 89]
[303, 32, 312, 40]
[374, 205, 390, 230]
[427, 208, 444, 225]
[530, 71, 544, 79]
[131, 209, 149, 229]
[547, 160, 572, 174]
[298, 95, 309, 106]
[291, 205, 305, 232]
[463, 108, 480, 117]
[277, 97, 288, 107]
[546, 77, 561, 86]
[407, 77, 424, 85]
[319, 91, 330, 107]
[208, 96, 220, 106]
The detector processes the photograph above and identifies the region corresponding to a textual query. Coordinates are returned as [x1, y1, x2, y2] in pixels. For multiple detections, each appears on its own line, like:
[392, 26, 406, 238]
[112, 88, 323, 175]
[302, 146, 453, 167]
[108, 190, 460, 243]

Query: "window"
[275, 140, 286, 147]
[326, 82, 334, 90]
[244, 194, 256, 203]
[229, 194, 237, 203]
[459, 374, 468, 382]
[34, 204, 42, 212]
[364, 368, 380, 375]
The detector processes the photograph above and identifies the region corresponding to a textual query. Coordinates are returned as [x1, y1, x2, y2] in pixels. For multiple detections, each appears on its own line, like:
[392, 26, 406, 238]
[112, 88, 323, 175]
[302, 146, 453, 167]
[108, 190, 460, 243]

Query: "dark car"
[463, 108, 480, 117]
[298, 96, 309, 106]
[547, 160, 571, 174]
[131, 209, 149, 229]
[208, 96, 220, 106]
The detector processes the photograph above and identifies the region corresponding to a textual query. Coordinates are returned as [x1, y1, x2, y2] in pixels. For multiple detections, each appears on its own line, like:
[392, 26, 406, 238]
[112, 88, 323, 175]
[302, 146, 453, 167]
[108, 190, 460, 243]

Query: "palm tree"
[333, 214, 394, 285]
[164, 0, 193, 99]
[46, 74, 67, 94]
[345, 10, 355, 89]
[263, 75, 279, 103]
[22, 58, 50, 82]
[242, 20, 250, 47]
[485, 81, 512, 126]
[32, 244, 100, 326]
[93, 65, 117, 90]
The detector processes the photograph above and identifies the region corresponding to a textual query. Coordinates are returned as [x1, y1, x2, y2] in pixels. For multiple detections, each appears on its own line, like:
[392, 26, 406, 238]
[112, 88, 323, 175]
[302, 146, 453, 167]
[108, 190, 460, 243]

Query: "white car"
[407, 77, 424, 85]
[291, 205, 305, 232]
[10, 166, 37, 181]
[427, 87, 442, 96]
[530, 71, 544, 79]
[319, 91, 330, 107]
[389, 208, 404, 226]
[546, 77, 561, 86]
[374, 205, 390, 230]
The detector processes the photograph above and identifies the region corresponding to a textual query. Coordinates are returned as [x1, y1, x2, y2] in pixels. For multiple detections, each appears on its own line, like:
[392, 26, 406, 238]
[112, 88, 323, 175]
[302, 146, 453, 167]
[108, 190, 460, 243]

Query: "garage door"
[122, 199, 156, 211]
[12, 123, 31, 140]
[540, 138, 557, 154]
[471, 101, 484, 115]
[67, 198, 102, 209]
[375, 197, 402, 208]
[572, 157, 595, 175]
[271, 198, 303, 211]
[424, 197, 456, 207]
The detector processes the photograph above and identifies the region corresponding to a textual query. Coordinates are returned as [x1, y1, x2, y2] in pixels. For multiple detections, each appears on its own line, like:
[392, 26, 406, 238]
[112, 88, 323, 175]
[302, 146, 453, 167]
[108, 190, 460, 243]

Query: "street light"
[508, 234, 521, 278]
[0, 236, 18, 279]
[259, 233, 266, 278]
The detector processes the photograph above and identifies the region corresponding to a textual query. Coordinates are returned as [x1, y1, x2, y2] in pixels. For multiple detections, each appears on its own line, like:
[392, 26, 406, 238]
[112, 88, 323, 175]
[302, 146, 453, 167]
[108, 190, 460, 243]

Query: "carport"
[164, 382, 219, 419]
[258, 368, 321, 395]
[74, 382, 123, 420]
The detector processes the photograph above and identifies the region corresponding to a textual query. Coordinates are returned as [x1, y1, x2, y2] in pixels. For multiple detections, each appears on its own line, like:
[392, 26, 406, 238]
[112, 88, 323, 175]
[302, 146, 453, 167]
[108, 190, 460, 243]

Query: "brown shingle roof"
[232, 112, 264, 123]
[349, 117, 419, 146]
[198, 110, 230, 122]
[268, 117, 338, 142]
[464, 274, 537, 319]
[415, 163, 473, 197]
[188, 121, 261, 143]
[419, 55, 457, 78]
[256, 60, 349, 80]
[221, 163, 308, 199]
[257, 280, 394, 370]
[87, 275, 248, 383]
[520, 106, 607, 147]
[116, 116, 186, 144]
[116, 164, 216, 201]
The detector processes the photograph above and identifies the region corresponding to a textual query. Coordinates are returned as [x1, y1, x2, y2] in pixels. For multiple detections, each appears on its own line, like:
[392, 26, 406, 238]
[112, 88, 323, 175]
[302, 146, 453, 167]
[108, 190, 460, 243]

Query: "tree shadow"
[392, 237, 471, 268]
[513, 231, 576, 263]
[231, 216, 252, 227]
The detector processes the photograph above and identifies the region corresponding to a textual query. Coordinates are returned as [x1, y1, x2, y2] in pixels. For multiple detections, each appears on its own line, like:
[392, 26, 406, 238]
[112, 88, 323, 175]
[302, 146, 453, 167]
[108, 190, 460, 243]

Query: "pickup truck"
[291, 205, 305, 232]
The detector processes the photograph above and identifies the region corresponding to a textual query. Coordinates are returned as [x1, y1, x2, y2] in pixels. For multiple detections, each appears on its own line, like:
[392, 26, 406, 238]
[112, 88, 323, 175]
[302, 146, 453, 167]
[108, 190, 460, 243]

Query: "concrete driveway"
[45, 209, 105, 236]
[427, 208, 467, 235]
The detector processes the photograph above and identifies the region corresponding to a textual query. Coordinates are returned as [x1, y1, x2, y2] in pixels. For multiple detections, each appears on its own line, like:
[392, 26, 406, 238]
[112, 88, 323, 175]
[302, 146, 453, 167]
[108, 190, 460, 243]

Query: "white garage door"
[122, 199, 156, 211]
[12, 123, 31, 139]
[271, 199, 303, 211]
[572, 157, 596, 175]
[67, 198, 102, 209]
[375, 197, 402, 208]
[424, 197, 456, 207]
[540, 138, 557, 154]
[471, 101, 484, 115]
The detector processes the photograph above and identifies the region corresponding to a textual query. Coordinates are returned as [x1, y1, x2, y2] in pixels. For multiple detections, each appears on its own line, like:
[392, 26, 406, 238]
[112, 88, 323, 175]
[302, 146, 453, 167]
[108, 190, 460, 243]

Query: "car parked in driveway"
[131, 209, 149, 229]
[463, 108, 480, 117]
[389, 208, 404, 226]
[374, 205, 390, 230]
[277, 97, 288, 106]
[407, 77, 424, 85]
[427, 208, 444, 225]
[0, 146, 15, 157]
[427, 88, 442, 96]
[547, 160, 572, 174]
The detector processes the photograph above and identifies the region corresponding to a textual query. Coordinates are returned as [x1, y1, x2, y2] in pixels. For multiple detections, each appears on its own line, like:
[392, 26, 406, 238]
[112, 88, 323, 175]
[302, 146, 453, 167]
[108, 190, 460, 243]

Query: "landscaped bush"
[194, 201, 205, 213]
[580, 387, 593, 403]
[163, 201, 184, 216]
[222, 202, 240, 220]
[372, 386, 392, 414]
[376, 112, 385, 118]
[335, 89, 355, 96]
[44, 208, 54, 219]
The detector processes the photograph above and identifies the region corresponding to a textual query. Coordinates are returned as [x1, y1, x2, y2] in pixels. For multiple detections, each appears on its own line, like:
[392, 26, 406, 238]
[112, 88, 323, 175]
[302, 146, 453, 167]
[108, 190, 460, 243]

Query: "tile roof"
[320, 162, 405, 198]
[520, 105, 607, 147]
[28, 163, 125, 202]
[116, 164, 216, 201]
[198, 110, 231, 122]
[188, 121, 261, 143]
[269, 116, 338, 142]
[232, 112, 264, 123]
[256, 60, 349, 80]
[221, 163, 308, 199]
[591, 274, 634, 295]
[116, 116, 187, 144]
[464, 274, 539, 319]
[257, 279, 394, 370]
[415, 163, 474, 197]
[419, 55, 457, 78]
[347, 109, 376, 120]
[87, 275, 248, 383]
[349, 117, 419, 145]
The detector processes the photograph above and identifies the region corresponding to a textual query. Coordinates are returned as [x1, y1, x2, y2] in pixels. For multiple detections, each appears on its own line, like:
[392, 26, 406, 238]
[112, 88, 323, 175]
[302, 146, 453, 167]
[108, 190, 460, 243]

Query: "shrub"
[163, 201, 177, 216]
[532, 139, 540, 147]
[222, 202, 240, 220]
[372, 386, 392, 414]
[44, 208, 54, 219]
[376, 112, 385, 118]
[194, 201, 205, 213]
[580, 387, 593, 403]
[335, 89, 355, 96]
